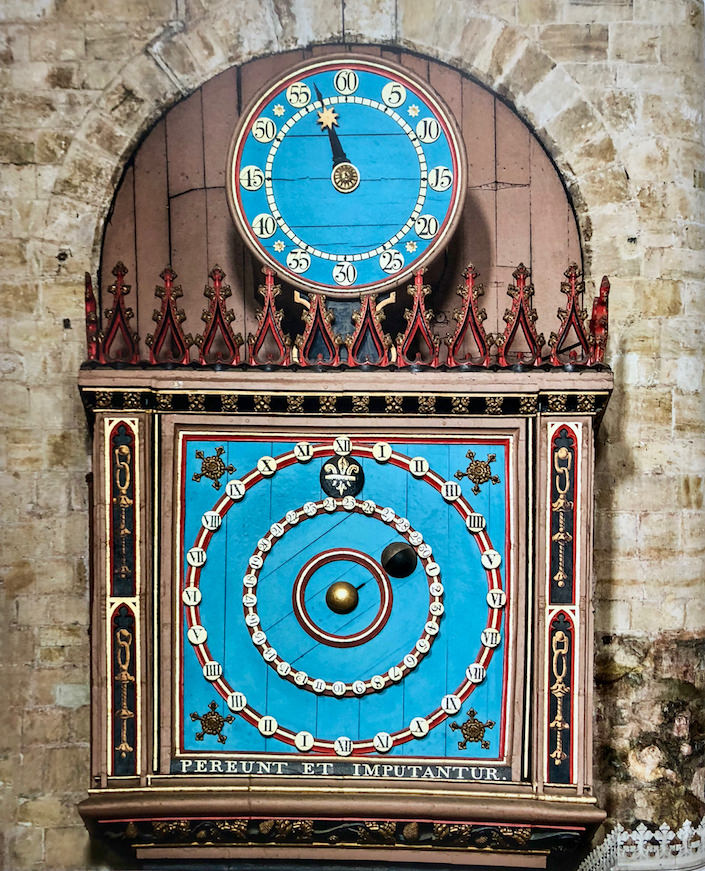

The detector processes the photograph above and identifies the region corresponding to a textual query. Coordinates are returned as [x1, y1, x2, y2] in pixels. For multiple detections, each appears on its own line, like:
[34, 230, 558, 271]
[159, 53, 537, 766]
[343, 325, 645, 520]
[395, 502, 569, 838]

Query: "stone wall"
[0, 1, 703, 868]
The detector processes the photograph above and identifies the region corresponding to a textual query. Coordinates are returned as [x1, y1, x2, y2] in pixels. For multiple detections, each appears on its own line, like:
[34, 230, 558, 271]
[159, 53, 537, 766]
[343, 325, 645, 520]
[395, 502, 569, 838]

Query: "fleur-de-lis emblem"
[320, 455, 364, 497]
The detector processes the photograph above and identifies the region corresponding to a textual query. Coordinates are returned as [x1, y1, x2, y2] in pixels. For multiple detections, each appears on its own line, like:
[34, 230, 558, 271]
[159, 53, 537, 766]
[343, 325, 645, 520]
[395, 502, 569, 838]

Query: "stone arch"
[47, 0, 627, 287]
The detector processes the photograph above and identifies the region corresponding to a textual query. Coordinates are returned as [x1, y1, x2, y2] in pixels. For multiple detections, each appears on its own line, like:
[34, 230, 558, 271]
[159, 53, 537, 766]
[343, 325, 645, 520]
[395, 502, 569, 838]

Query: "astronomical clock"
[78, 54, 613, 869]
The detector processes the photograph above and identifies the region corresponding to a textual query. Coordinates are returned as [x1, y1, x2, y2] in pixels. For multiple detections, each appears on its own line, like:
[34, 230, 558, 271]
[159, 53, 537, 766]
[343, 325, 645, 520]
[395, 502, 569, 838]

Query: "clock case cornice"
[78, 366, 614, 423]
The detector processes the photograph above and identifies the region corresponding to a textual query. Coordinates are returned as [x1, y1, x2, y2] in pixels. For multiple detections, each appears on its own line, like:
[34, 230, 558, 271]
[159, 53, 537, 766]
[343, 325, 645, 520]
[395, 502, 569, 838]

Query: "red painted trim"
[179, 436, 510, 760]
[291, 549, 392, 647]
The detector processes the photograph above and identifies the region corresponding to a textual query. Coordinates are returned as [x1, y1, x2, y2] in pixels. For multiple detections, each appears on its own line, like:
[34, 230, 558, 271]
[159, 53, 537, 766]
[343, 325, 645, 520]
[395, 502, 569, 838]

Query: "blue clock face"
[227, 57, 466, 296]
[175, 432, 514, 778]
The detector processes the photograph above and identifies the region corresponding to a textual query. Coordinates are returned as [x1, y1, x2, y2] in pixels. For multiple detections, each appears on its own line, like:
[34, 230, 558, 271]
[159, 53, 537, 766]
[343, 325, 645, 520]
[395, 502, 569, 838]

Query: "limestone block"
[636, 511, 683, 557]
[640, 93, 704, 141]
[635, 0, 698, 23]
[8, 824, 44, 869]
[674, 392, 705, 434]
[594, 597, 632, 634]
[609, 22, 660, 63]
[576, 165, 630, 210]
[43, 826, 92, 871]
[270, 0, 343, 48]
[52, 147, 116, 206]
[0, 131, 35, 165]
[682, 595, 705, 634]
[563, 0, 634, 24]
[631, 597, 686, 634]
[680, 510, 705, 552]
[539, 23, 608, 61]
[0, 25, 31, 64]
[644, 245, 705, 281]
[4, 560, 75, 600]
[83, 20, 170, 60]
[595, 511, 639, 556]
[398, 0, 503, 73]
[0, 0, 54, 22]
[616, 62, 693, 95]
[15, 594, 88, 630]
[0, 165, 38, 203]
[167, 1, 281, 77]
[657, 22, 705, 70]
[626, 278, 683, 319]
[54, 683, 89, 709]
[673, 354, 705, 393]
[21, 707, 72, 746]
[0, 91, 58, 129]
[517, 0, 560, 25]
[546, 98, 606, 157]
[525, 63, 581, 127]
[341, 0, 396, 42]
[56, 0, 174, 19]
[485, 24, 527, 84]
[681, 280, 705, 317]
[28, 22, 85, 62]
[500, 41, 556, 99]
[593, 89, 638, 132]
[17, 796, 77, 828]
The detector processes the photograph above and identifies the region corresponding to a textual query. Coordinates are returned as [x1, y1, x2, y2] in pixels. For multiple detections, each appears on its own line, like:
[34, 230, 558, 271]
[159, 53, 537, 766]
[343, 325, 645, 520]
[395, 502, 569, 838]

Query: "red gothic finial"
[445, 264, 492, 367]
[548, 263, 591, 366]
[395, 269, 440, 367]
[145, 267, 194, 365]
[100, 262, 140, 364]
[194, 266, 243, 365]
[496, 264, 545, 367]
[346, 294, 393, 367]
[84, 272, 100, 362]
[294, 294, 341, 366]
[247, 268, 292, 365]
[588, 276, 610, 365]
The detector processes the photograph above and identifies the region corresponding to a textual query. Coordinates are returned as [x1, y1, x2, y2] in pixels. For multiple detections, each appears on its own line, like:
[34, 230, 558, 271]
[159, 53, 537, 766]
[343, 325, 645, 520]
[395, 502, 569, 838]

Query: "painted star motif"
[273, 104, 285, 117]
[408, 104, 420, 117]
[317, 106, 339, 130]
[405, 241, 418, 253]
[273, 240, 286, 252]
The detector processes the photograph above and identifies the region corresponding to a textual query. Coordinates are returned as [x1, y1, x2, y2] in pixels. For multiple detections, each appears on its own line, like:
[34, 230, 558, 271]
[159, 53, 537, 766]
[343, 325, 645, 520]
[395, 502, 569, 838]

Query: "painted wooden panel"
[166, 89, 205, 198]
[101, 164, 136, 321]
[202, 66, 239, 190]
[133, 120, 169, 343]
[169, 189, 208, 338]
[177, 432, 512, 767]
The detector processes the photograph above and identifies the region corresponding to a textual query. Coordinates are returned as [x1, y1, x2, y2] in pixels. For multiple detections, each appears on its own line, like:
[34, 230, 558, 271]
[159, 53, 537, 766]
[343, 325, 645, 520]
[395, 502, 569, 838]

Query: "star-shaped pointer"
[316, 105, 339, 130]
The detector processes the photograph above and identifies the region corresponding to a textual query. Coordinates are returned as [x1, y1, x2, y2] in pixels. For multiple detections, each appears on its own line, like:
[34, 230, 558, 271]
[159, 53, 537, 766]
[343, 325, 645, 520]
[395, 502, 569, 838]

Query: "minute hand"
[314, 84, 349, 167]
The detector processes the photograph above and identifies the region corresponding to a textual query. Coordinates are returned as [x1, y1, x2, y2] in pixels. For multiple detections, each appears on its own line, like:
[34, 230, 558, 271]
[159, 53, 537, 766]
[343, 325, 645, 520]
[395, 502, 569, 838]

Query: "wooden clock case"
[77, 46, 613, 871]
[78, 363, 612, 869]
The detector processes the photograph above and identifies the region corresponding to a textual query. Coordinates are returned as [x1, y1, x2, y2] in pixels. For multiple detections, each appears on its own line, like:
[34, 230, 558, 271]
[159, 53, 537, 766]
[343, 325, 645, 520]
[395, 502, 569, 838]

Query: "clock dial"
[227, 57, 466, 297]
[176, 432, 512, 773]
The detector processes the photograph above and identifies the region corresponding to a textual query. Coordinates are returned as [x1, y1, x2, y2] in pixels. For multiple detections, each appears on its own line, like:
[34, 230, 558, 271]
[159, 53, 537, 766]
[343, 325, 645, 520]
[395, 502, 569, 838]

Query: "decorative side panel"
[109, 422, 137, 596]
[547, 610, 574, 784]
[103, 417, 145, 778]
[543, 421, 581, 786]
[549, 426, 577, 604]
[111, 603, 137, 775]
